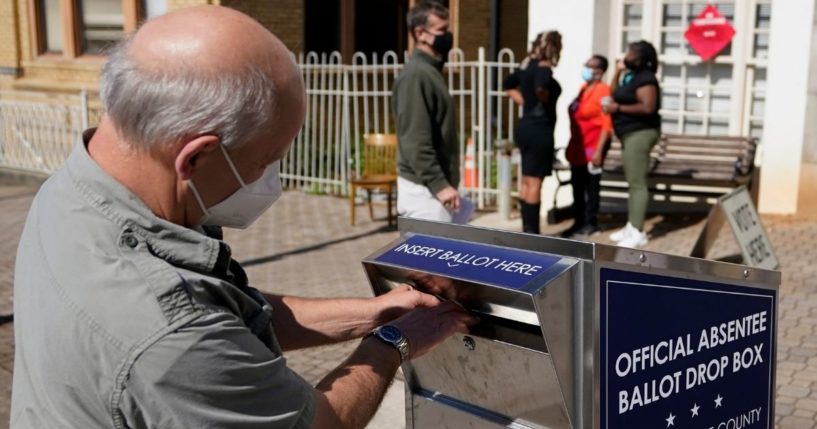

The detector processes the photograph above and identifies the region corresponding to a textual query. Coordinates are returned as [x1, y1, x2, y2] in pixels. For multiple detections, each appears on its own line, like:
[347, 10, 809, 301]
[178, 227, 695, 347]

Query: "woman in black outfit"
[602, 40, 661, 248]
[503, 31, 562, 234]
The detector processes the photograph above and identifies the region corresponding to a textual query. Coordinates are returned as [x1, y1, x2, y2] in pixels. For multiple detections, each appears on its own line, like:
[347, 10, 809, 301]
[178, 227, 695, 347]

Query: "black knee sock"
[521, 202, 541, 234]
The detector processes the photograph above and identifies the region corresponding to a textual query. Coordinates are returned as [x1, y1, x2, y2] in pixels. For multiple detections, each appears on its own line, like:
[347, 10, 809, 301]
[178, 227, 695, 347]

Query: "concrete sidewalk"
[1, 185, 816, 428]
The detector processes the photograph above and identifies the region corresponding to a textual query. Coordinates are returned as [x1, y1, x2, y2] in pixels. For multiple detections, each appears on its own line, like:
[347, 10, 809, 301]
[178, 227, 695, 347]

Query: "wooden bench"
[547, 134, 758, 223]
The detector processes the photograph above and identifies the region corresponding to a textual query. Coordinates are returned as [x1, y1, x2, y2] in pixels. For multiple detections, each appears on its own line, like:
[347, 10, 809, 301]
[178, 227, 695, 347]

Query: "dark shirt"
[503, 62, 561, 125]
[612, 69, 662, 137]
[392, 50, 460, 194]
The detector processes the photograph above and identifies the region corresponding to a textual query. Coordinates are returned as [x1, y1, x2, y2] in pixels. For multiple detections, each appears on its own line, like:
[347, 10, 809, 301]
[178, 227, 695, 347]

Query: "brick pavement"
[1, 183, 816, 428]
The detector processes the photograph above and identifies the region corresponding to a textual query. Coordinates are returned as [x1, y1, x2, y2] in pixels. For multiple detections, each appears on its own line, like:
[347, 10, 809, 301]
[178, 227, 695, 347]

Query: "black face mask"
[624, 58, 638, 70]
[430, 31, 454, 60]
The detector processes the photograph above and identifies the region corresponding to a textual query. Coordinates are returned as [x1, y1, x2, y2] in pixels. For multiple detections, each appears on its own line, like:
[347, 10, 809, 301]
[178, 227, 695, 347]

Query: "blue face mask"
[581, 66, 594, 82]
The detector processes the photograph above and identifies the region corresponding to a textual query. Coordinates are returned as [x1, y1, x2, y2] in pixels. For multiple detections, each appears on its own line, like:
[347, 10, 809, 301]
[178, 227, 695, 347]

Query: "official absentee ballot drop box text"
[362, 218, 779, 429]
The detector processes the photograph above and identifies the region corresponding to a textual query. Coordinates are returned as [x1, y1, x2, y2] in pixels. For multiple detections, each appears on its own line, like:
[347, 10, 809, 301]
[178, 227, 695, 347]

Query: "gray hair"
[99, 37, 277, 150]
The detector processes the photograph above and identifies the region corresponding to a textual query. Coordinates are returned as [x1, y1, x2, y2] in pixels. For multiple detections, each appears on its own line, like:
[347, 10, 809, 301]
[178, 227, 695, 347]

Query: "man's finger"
[450, 194, 460, 211]
[414, 291, 442, 307]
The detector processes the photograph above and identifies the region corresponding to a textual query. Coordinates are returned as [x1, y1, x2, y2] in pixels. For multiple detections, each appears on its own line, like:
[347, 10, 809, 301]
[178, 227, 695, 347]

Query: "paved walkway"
[1, 183, 816, 428]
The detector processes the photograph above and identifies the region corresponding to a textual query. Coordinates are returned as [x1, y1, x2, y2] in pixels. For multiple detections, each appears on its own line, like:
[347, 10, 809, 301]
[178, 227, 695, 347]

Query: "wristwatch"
[370, 325, 410, 364]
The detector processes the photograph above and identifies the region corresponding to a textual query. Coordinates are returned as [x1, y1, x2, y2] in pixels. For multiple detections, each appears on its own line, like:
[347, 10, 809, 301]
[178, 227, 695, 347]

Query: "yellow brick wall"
[0, 0, 20, 74]
[168, 0, 218, 10]
[15, 0, 30, 64]
[3, 0, 304, 91]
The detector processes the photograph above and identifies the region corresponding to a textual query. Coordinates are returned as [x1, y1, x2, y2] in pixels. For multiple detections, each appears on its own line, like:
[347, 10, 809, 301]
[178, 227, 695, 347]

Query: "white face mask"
[189, 145, 282, 229]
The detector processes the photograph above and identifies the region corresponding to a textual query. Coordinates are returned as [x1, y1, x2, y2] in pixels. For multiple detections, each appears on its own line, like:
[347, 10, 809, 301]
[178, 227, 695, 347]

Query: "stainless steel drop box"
[362, 219, 779, 429]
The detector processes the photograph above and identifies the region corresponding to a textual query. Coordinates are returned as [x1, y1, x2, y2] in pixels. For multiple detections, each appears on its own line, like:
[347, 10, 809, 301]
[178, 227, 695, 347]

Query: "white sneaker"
[618, 228, 648, 248]
[610, 222, 636, 242]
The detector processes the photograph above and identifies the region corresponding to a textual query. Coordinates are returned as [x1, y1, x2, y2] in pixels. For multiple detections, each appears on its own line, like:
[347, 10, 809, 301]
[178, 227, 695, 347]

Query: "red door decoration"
[684, 4, 736, 61]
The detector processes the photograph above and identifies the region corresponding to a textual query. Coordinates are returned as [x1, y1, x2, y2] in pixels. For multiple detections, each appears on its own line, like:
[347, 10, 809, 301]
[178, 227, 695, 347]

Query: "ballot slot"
[368, 265, 548, 352]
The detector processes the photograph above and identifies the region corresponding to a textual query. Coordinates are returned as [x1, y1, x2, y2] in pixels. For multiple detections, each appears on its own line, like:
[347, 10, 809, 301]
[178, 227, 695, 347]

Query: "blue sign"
[374, 234, 561, 290]
[600, 268, 776, 429]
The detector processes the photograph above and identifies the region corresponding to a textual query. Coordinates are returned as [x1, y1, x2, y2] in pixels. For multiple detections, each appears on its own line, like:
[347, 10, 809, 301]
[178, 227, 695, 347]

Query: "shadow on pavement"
[644, 213, 707, 240]
[0, 192, 37, 203]
[241, 224, 395, 268]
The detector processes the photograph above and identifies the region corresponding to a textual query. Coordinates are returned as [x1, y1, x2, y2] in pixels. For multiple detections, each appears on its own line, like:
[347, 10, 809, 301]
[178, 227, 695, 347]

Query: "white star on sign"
[666, 412, 676, 427]
[691, 403, 700, 417]
[714, 394, 723, 408]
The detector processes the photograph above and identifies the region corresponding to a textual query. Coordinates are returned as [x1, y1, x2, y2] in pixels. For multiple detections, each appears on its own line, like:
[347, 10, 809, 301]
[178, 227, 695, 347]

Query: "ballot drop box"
[362, 218, 779, 429]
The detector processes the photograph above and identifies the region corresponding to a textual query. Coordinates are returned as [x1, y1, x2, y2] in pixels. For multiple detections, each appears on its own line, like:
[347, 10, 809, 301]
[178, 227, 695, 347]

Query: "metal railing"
[290, 47, 522, 207]
[0, 90, 89, 174]
[0, 47, 523, 207]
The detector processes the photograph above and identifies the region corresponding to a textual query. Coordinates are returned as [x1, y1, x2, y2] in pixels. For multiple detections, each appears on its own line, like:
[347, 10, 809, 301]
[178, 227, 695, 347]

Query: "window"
[78, 0, 125, 55]
[38, 0, 64, 53]
[613, 0, 771, 141]
[745, 1, 771, 140]
[621, 1, 643, 52]
[656, 1, 735, 136]
[29, 0, 159, 58]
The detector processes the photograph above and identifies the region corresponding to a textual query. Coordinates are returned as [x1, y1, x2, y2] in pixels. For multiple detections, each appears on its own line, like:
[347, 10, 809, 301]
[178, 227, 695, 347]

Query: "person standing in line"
[560, 54, 613, 238]
[393, 0, 473, 224]
[602, 40, 662, 248]
[503, 31, 563, 234]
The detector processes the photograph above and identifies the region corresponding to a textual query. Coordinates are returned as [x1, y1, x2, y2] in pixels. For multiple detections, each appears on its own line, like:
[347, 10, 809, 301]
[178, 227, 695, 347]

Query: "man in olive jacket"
[393, 1, 471, 223]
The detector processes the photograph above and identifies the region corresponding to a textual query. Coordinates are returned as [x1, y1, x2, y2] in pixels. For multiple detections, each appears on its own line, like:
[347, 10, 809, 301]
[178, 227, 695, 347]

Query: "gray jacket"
[11, 130, 314, 428]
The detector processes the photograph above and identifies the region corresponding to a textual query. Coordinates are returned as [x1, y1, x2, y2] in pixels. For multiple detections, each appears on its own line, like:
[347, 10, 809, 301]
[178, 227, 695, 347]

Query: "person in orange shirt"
[560, 55, 613, 238]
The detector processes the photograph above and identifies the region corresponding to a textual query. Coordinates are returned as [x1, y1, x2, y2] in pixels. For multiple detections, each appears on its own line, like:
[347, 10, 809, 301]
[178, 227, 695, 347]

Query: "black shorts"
[516, 117, 555, 178]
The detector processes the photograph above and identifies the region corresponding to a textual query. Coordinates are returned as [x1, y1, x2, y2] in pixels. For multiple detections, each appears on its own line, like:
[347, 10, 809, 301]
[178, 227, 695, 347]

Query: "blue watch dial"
[379, 325, 402, 342]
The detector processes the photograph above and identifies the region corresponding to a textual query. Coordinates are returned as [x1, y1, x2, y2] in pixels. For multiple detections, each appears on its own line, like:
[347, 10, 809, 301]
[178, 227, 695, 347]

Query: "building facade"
[529, 0, 817, 215]
[0, 0, 528, 92]
[0, 0, 813, 214]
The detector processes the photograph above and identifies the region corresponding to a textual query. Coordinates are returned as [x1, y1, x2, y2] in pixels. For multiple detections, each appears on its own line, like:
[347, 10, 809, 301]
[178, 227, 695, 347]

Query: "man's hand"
[407, 272, 458, 300]
[389, 300, 478, 360]
[435, 186, 460, 210]
[374, 284, 440, 324]
[311, 300, 477, 429]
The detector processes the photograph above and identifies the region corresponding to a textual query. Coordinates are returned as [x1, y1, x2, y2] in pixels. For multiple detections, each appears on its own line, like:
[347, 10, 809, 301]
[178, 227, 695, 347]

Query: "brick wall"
[457, 0, 490, 60]
[457, 0, 528, 61]
[499, 0, 528, 60]
[168, 0, 216, 10]
[221, 0, 304, 53]
[15, 0, 30, 64]
[0, 0, 20, 77]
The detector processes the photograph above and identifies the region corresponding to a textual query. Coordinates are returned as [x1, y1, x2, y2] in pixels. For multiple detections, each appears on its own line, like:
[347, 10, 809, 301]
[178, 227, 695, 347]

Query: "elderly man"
[11, 6, 474, 429]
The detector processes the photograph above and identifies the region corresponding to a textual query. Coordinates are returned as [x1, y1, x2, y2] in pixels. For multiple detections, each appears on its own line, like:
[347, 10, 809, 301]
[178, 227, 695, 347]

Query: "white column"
[758, 0, 816, 213]
[803, 4, 817, 164]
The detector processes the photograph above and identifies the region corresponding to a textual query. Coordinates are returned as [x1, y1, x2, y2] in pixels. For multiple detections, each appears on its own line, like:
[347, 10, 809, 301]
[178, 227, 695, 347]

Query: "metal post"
[80, 89, 89, 131]
[476, 47, 486, 209]
[496, 139, 513, 220]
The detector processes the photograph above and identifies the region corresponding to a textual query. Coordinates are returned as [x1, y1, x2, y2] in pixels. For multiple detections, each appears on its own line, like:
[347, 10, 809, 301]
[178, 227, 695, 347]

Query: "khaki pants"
[396, 177, 473, 224]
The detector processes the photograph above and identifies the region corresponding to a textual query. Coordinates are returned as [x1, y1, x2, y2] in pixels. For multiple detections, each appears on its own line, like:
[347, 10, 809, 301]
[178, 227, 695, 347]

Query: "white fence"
[0, 47, 523, 207]
[0, 90, 89, 174]
[289, 47, 522, 208]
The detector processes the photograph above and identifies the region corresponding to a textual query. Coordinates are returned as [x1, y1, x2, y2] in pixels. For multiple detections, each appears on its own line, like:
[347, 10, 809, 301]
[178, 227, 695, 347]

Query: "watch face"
[379, 325, 402, 342]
